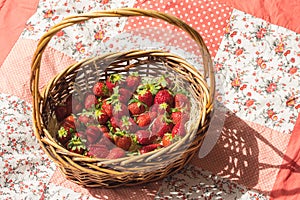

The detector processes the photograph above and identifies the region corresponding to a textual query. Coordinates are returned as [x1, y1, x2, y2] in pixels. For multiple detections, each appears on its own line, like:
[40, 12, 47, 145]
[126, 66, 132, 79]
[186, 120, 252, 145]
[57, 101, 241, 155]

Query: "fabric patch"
[0, 94, 56, 199]
[215, 9, 300, 134]
[21, 0, 136, 61]
[193, 109, 290, 195]
[127, 0, 232, 58]
[156, 164, 268, 199]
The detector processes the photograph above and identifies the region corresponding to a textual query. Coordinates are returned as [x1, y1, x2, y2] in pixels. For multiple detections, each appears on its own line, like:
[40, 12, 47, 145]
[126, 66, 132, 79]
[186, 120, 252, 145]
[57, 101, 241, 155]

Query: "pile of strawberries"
[55, 72, 191, 159]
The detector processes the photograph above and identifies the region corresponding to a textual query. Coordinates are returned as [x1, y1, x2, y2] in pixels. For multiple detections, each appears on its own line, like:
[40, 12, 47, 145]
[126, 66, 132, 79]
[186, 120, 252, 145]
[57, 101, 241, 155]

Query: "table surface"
[0, 0, 300, 199]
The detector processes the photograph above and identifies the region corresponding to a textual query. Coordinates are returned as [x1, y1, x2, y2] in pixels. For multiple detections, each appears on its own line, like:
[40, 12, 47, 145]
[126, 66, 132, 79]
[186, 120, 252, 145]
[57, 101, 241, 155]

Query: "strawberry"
[171, 122, 186, 137]
[154, 89, 174, 106]
[162, 133, 174, 147]
[84, 93, 98, 110]
[95, 109, 109, 125]
[98, 125, 109, 133]
[174, 93, 190, 111]
[55, 96, 76, 122]
[101, 99, 113, 117]
[67, 136, 87, 155]
[139, 143, 162, 154]
[114, 135, 132, 151]
[119, 116, 138, 133]
[171, 110, 189, 125]
[92, 81, 109, 97]
[137, 90, 154, 107]
[75, 131, 87, 140]
[85, 125, 102, 144]
[61, 115, 76, 130]
[128, 101, 146, 115]
[135, 130, 157, 145]
[112, 102, 129, 118]
[151, 103, 171, 114]
[125, 73, 141, 91]
[78, 114, 97, 126]
[57, 126, 74, 145]
[151, 114, 174, 137]
[106, 74, 123, 92]
[106, 147, 126, 159]
[97, 134, 114, 149]
[136, 111, 157, 127]
[66, 95, 83, 115]
[109, 86, 132, 104]
[118, 87, 133, 103]
[87, 144, 109, 158]
[171, 110, 181, 125]
[55, 106, 69, 122]
[109, 117, 120, 130]
[103, 131, 113, 141]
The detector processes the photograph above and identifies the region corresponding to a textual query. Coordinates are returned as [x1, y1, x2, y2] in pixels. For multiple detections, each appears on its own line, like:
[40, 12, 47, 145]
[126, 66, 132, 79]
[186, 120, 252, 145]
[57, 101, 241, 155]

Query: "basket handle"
[30, 7, 215, 105]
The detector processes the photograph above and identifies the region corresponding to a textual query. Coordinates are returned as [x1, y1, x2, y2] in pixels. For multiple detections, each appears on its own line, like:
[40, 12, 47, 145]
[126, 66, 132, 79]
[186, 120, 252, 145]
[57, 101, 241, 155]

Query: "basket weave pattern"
[30, 8, 215, 188]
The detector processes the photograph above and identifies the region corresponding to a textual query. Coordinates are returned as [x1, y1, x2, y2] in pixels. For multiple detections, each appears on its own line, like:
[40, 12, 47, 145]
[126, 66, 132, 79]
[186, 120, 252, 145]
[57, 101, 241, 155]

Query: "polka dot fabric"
[125, 0, 233, 58]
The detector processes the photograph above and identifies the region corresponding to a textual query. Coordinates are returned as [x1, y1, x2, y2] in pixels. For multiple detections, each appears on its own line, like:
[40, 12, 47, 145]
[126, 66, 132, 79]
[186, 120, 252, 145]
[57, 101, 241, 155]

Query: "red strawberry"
[171, 111, 181, 125]
[57, 126, 73, 145]
[139, 143, 162, 154]
[151, 115, 174, 137]
[118, 88, 133, 103]
[119, 116, 138, 133]
[78, 114, 97, 126]
[92, 81, 109, 97]
[67, 136, 87, 155]
[135, 130, 157, 145]
[55, 106, 69, 122]
[95, 109, 109, 125]
[85, 125, 102, 144]
[75, 131, 87, 140]
[154, 89, 174, 106]
[106, 147, 126, 159]
[54, 96, 77, 122]
[151, 103, 171, 114]
[65, 95, 83, 115]
[61, 115, 76, 130]
[98, 125, 109, 133]
[171, 110, 188, 125]
[101, 100, 113, 117]
[128, 101, 146, 115]
[112, 102, 129, 118]
[162, 133, 174, 147]
[97, 134, 114, 149]
[106, 74, 123, 92]
[84, 93, 98, 110]
[138, 90, 154, 107]
[109, 116, 120, 130]
[125, 73, 141, 91]
[174, 93, 190, 110]
[136, 111, 157, 127]
[114, 135, 132, 151]
[88, 144, 109, 158]
[103, 131, 113, 141]
[171, 122, 186, 137]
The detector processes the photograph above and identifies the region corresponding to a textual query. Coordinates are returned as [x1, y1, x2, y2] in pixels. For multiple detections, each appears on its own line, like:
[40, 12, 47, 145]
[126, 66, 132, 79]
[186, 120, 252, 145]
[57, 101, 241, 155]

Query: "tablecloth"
[0, 0, 300, 199]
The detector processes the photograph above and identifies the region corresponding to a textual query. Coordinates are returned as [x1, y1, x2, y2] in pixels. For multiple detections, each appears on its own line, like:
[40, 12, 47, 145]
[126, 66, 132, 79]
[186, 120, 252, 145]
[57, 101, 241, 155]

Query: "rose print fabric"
[215, 9, 300, 134]
[0, 0, 300, 199]
[0, 94, 56, 199]
[21, 0, 136, 61]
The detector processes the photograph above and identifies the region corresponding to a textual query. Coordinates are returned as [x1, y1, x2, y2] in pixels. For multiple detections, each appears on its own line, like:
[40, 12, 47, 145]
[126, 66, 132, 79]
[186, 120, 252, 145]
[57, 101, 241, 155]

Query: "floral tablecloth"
[0, 0, 300, 199]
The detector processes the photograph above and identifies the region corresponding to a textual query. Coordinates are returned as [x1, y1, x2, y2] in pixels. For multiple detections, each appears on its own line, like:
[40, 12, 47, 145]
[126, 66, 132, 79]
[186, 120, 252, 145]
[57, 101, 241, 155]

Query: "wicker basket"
[30, 8, 215, 188]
